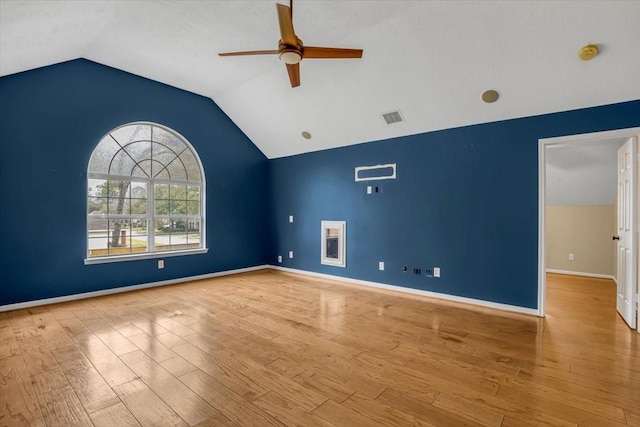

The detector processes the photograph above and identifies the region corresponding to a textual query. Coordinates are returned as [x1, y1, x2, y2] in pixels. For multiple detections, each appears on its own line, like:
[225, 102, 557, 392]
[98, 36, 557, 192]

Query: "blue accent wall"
[0, 59, 269, 306]
[1, 59, 638, 310]
[269, 100, 640, 309]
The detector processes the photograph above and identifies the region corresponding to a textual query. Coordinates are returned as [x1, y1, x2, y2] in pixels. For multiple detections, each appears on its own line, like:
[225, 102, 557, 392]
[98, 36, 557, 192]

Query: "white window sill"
[84, 248, 209, 265]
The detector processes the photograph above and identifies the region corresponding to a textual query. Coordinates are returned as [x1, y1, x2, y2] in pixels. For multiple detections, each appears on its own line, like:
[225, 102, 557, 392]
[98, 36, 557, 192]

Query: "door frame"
[538, 127, 640, 321]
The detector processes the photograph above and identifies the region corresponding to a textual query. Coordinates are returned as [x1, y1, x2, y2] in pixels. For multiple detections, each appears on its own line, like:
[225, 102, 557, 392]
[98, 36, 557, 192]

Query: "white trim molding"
[355, 163, 397, 182]
[0, 265, 269, 312]
[538, 127, 640, 318]
[321, 220, 346, 267]
[270, 266, 539, 316]
[546, 269, 616, 281]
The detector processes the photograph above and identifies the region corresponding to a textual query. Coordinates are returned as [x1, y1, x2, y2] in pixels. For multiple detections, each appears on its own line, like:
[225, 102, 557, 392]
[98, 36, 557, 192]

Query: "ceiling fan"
[218, 0, 363, 88]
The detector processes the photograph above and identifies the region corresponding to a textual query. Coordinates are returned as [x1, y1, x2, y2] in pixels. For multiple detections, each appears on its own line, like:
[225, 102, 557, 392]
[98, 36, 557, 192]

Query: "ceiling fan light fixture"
[279, 50, 302, 64]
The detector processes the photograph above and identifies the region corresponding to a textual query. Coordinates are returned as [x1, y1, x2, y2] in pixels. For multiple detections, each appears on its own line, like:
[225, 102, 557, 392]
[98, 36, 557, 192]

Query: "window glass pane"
[170, 200, 187, 215]
[170, 219, 189, 250]
[107, 219, 132, 255]
[152, 143, 187, 180]
[151, 143, 178, 177]
[131, 182, 147, 198]
[154, 219, 171, 252]
[122, 140, 151, 164]
[134, 160, 153, 178]
[186, 219, 200, 248]
[154, 184, 169, 200]
[88, 197, 108, 215]
[88, 179, 108, 198]
[154, 200, 169, 215]
[131, 199, 147, 215]
[130, 220, 148, 254]
[88, 216, 108, 233]
[181, 150, 201, 182]
[88, 137, 121, 175]
[106, 180, 132, 215]
[107, 180, 131, 199]
[88, 217, 109, 257]
[154, 168, 170, 180]
[170, 184, 186, 199]
[187, 186, 200, 201]
[111, 124, 151, 146]
[152, 126, 186, 154]
[187, 201, 199, 215]
[88, 123, 203, 260]
[109, 149, 136, 176]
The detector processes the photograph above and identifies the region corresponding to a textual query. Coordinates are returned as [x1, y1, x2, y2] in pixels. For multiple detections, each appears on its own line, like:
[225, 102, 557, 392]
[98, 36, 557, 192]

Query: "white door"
[616, 136, 637, 329]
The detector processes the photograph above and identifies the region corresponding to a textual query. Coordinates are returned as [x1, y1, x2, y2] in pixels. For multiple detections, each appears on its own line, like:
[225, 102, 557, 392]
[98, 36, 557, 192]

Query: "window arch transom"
[86, 122, 206, 263]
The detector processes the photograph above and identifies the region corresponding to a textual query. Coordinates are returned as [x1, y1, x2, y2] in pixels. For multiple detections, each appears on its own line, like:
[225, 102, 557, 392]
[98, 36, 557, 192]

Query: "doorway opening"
[538, 127, 640, 333]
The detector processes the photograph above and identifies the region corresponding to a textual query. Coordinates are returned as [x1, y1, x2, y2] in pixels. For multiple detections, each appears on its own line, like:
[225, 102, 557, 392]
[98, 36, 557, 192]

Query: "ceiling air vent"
[382, 110, 404, 125]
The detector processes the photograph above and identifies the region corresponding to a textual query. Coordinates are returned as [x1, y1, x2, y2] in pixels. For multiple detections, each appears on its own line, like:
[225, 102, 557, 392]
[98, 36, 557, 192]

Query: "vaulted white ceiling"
[1, 1, 639, 159]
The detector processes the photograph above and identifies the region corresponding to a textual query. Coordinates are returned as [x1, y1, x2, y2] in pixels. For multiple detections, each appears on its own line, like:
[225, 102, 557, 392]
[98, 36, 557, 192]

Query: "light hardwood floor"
[1, 271, 638, 426]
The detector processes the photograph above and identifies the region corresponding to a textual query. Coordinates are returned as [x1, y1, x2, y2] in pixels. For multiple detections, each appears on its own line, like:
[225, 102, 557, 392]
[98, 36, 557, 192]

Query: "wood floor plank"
[82, 317, 139, 356]
[252, 390, 333, 427]
[0, 328, 20, 359]
[114, 379, 188, 427]
[376, 387, 487, 427]
[31, 313, 75, 350]
[127, 331, 178, 362]
[291, 370, 355, 403]
[51, 344, 93, 373]
[31, 367, 69, 395]
[192, 412, 240, 427]
[0, 355, 46, 426]
[89, 402, 142, 427]
[119, 350, 218, 425]
[495, 384, 628, 426]
[160, 355, 198, 377]
[179, 369, 284, 427]
[432, 393, 504, 427]
[172, 342, 269, 401]
[37, 385, 93, 427]
[314, 396, 423, 427]
[0, 271, 637, 427]
[75, 335, 138, 387]
[16, 335, 58, 375]
[63, 365, 121, 414]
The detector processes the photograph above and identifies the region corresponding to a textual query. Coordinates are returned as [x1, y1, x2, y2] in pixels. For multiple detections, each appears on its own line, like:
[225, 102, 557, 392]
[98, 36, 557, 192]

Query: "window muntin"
[87, 123, 205, 261]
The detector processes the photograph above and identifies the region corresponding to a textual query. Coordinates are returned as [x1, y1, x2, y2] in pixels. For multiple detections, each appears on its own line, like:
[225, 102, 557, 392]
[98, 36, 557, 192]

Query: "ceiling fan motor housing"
[278, 39, 303, 64]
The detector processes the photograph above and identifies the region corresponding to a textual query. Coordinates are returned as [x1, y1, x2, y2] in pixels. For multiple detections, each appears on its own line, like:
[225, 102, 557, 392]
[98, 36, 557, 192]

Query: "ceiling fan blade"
[303, 46, 363, 59]
[218, 50, 279, 57]
[286, 63, 300, 88]
[277, 3, 297, 46]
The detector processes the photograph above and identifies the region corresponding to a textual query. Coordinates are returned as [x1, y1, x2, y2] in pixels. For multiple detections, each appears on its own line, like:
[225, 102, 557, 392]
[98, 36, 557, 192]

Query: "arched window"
[86, 122, 206, 263]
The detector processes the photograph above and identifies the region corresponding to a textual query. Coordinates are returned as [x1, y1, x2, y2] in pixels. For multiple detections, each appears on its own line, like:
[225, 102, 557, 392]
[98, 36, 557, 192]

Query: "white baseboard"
[1, 263, 540, 317]
[546, 269, 616, 281]
[269, 266, 539, 316]
[0, 265, 270, 312]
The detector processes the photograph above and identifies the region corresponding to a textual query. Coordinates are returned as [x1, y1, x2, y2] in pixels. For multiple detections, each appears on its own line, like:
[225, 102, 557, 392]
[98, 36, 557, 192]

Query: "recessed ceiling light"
[579, 44, 599, 61]
[301, 131, 312, 139]
[482, 90, 499, 103]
